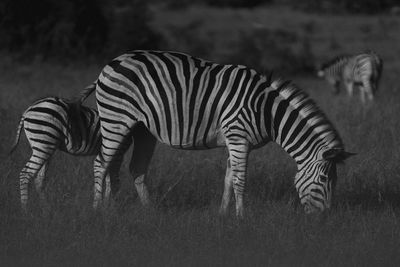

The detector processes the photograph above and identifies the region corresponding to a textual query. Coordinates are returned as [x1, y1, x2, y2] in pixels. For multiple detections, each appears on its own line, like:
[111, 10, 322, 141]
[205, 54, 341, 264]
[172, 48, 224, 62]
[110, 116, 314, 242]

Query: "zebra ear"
[322, 148, 356, 162]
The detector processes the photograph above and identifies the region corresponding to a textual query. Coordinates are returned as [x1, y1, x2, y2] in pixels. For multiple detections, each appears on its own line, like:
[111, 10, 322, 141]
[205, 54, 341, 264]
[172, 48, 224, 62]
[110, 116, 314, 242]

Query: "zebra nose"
[304, 204, 316, 214]
[304, 202, 325, 214]
[325, 203, 331, 210]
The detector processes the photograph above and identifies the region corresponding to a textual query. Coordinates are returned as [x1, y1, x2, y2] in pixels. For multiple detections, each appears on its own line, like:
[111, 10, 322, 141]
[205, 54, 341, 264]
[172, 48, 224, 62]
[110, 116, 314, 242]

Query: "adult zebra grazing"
[88, 50, 354, 216]
[317, 51, 383, 103]
[10, 92, 152, 212]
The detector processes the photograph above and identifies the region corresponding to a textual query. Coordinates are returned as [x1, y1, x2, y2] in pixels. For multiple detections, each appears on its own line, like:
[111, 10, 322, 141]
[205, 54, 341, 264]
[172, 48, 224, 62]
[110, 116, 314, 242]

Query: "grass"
[1, 4, 400, 266]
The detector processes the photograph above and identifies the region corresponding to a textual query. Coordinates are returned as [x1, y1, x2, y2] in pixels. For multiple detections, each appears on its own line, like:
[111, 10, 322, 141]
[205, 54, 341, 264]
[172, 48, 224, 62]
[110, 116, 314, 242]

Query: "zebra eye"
[320, 175, 328, 183]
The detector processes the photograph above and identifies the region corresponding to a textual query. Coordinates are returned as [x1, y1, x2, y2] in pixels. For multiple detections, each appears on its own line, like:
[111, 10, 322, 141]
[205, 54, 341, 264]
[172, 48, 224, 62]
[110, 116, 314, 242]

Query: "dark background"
[0, 0, 398, 68]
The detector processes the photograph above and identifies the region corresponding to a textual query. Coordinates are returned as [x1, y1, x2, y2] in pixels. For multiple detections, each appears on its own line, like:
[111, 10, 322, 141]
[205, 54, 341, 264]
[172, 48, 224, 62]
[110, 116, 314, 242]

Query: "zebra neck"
[326, 57, 349, 73]
[257, 82, 341, 169]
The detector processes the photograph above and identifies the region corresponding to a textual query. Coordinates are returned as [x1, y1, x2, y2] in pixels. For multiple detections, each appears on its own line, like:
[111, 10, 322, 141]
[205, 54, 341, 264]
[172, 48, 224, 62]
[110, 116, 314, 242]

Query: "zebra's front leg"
[130, 124, 157, 207]
[219, 158, 232, 216]
[227, 139, 250, 218]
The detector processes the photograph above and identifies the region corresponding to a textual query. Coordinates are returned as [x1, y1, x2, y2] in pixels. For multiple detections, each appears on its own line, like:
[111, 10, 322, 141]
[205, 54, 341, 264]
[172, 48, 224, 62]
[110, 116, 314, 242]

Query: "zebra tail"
[67, 80, 97, 150]
[9, 115, 24, 155]
[68, 102, 85, 151]
[72, 80, 97, 104]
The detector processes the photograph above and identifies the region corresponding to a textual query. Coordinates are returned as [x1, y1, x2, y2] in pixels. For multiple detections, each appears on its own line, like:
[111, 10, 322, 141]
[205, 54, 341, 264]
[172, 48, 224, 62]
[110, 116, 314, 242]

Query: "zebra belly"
[151, 128, 226, 150]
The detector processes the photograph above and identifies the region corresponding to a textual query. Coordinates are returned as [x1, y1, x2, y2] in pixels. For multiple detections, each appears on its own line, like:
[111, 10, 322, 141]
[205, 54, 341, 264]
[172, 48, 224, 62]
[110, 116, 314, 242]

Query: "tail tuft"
[9, 115, 24, 155]
[67, 102, 85, 151]
[71, 81, 97, 104]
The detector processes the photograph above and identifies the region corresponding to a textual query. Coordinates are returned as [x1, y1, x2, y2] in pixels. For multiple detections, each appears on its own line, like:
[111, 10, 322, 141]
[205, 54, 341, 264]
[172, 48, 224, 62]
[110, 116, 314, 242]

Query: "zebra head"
[317, 69, 325, 77]
[295, 148, 355, 214]
[316, 62, 327, 77]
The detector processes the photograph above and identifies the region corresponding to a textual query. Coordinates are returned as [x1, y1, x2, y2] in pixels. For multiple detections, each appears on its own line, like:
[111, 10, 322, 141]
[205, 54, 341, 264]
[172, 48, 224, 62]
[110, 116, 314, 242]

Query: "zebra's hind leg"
[367, 80, 375, 101]
[93, 155, 105, 209]
[20, 149, 54, 213]
[332, 81, 340, 95]
[344, 80, 354, 98]
[105, 145, 132, 206]
[129, 123, 156, 207]
[361, 78, 374, 103]
[93, 123, 134, 210]
[226, 137, 250, 218]
[34, 162, 49, 204]
[219, 158, 232, 216]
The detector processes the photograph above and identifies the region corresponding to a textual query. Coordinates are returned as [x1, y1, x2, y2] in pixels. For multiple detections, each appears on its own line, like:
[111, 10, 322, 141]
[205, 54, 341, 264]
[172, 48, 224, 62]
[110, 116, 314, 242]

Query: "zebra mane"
[320, 54, 350, 70]
[270, 78, 344, 149]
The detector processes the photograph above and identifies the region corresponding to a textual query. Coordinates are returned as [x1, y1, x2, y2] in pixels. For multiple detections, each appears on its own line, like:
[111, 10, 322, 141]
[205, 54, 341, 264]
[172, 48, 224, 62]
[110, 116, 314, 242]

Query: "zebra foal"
[10, 91, 152, 212]
[86, 50, 354, 217]
[317, 51, 383, 103]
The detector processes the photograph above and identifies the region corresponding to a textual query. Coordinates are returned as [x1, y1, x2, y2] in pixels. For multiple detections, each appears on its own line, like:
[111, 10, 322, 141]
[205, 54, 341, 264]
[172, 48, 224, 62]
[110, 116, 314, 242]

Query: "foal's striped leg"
[20, 147, 55, 212]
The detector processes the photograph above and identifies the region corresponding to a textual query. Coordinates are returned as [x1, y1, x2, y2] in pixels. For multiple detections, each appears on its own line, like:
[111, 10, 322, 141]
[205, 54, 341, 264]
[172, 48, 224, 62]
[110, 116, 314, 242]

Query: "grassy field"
[1, 4, 400, 266]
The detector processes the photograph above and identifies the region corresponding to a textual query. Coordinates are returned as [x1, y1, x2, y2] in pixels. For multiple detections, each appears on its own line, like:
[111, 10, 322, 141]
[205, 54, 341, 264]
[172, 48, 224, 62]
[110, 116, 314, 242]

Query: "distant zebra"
[317, 51, 383, 103]
[85, 50, 354, 216]
[10, 92, 152, 212]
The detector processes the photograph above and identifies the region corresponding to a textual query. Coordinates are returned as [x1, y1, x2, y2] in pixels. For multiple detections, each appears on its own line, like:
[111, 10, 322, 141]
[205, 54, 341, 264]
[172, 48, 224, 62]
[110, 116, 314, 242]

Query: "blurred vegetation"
[203, 0, 272, 8]
[0, 0, 162, 60]
[0, 0, 399, 61]
[287, 0, 399, 14]
[227, 27, 315, 74]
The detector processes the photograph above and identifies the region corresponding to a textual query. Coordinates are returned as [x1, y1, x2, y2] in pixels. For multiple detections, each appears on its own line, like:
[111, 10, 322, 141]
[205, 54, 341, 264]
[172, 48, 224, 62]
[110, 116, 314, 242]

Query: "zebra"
[85, 50, 354, 216]
[317, 51, 383, 103]
[10, 91, 153, 212]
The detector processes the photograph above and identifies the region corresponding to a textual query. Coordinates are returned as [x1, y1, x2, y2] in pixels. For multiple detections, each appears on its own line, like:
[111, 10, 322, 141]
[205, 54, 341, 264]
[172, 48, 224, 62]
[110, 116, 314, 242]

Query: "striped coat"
[11, 94, 155, 212]
[317, 51, 383, 103]
[89, 50, 353, 216]
[10, 97, 101, 211]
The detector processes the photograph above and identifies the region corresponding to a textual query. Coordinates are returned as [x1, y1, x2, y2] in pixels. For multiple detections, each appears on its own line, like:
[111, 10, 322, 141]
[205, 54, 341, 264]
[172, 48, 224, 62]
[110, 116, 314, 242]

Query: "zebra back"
[18, 96, 100, 155]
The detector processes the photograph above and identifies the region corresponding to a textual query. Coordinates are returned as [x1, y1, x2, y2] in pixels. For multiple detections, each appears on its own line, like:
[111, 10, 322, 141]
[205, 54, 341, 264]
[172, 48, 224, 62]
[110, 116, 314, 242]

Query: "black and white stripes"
[11, 97, 101, 211]
[11, 93, 156, 211]
[92, 50, 353, 216]
[318, 51, 383, 103]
